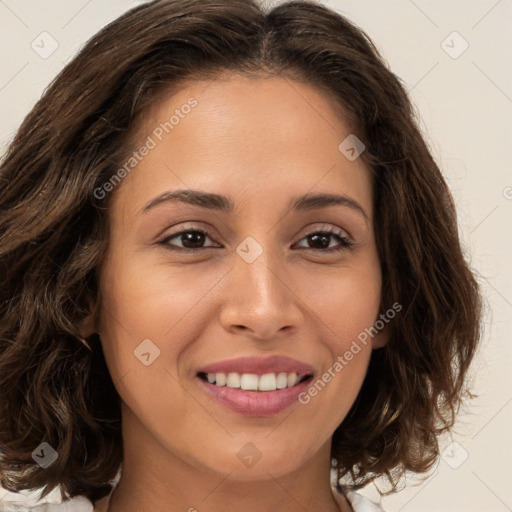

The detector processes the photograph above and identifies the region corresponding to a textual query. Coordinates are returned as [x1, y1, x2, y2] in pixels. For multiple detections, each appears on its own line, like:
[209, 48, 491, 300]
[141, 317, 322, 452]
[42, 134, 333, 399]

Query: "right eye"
[158, 228, 221, 251]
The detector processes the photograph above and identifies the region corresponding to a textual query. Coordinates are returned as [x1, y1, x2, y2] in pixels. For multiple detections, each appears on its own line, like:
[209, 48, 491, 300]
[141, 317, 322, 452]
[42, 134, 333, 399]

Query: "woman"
[0, 1, 482, 511]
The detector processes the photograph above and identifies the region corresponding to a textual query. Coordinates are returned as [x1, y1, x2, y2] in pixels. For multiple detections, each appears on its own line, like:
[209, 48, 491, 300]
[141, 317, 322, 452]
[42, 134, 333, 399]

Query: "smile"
[198, 371, 311, 391]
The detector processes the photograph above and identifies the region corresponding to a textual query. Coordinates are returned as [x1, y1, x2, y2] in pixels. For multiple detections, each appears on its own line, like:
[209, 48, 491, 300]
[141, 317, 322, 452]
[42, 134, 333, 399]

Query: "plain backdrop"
[1, 1, 511, 511]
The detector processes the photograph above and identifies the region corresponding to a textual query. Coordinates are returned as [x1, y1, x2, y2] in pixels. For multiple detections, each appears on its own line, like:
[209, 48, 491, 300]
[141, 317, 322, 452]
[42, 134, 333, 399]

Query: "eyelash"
[157, 226, 353, 253]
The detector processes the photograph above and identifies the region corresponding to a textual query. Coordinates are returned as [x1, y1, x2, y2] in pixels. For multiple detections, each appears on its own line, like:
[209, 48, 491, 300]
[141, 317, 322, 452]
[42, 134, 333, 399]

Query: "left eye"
[293, 230, 352, 252]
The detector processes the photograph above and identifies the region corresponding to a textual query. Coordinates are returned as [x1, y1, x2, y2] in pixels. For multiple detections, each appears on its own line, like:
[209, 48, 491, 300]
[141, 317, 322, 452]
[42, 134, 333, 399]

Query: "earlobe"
[79, 313, 97, 339]
[78, 296, 99, 339]
[77, 310, 98, 352]
[371, 322, 391, 349]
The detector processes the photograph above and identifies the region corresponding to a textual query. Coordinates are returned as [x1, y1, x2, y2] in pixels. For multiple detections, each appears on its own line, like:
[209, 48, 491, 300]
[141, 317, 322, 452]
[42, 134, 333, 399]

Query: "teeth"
[240, 373, 259, 391]
[259, 373, 276, 391]
[276, 372, 288, 389]
[205, 371, 303, 391]
[226, 372, 240, 388]
[287, 372, 298, 387]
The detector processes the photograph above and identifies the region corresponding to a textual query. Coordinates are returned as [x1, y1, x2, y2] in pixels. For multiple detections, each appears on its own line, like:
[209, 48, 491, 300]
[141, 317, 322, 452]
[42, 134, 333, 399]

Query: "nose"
[218, 248, 304, 341]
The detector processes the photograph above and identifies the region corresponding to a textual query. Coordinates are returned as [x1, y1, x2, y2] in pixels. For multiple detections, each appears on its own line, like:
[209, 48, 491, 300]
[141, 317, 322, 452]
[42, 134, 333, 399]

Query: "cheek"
[95, 257, 215, 440]
[297, 319, 374, 440]
[96, 254, 228, 411]
[298, 259, 382, 343]
[98, 254, 227, 341]
[294, 259, 381, 426]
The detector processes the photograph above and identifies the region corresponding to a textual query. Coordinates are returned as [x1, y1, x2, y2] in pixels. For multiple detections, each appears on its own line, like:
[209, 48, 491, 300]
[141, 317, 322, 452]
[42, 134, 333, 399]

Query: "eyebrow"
[141, 189, 369, 221]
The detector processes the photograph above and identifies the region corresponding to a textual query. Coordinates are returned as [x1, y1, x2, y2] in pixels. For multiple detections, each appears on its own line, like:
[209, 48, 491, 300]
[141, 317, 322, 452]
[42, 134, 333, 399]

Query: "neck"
[104, 407, 349, 512]
[108, 473, 346, 512]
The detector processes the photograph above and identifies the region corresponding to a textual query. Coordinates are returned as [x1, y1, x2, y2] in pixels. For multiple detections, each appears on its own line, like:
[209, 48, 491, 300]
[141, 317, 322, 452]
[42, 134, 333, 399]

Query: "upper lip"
[197, 355, 315, 377]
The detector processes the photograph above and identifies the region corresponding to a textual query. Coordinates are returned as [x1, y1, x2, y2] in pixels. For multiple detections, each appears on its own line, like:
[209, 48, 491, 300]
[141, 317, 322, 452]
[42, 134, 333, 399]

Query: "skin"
[83, 72, 388, 512]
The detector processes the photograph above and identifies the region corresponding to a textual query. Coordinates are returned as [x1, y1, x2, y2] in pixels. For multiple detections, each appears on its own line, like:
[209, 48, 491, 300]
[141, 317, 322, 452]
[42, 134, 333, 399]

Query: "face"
[88, 73, 386, 481]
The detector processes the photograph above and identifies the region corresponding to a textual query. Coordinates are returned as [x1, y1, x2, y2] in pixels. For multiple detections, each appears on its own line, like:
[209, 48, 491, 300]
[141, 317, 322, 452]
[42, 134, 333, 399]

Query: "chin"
[194, 441, 316, 481]
[213, 459, 303, 482]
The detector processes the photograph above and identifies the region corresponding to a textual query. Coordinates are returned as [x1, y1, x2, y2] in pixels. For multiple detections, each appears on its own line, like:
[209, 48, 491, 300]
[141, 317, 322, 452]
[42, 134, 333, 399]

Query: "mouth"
[197, 371, 313, 391]
[195, 356, 315, 417]
[197, 372, 313, 393]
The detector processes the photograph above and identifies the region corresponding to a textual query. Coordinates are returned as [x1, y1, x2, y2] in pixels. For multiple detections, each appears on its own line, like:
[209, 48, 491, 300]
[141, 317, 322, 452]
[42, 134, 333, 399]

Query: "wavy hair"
[0, 0, 482, 503]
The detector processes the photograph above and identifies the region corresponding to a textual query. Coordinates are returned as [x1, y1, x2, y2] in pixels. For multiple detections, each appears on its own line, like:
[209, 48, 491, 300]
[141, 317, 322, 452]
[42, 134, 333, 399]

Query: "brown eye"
[159, 229, 219, 250]
[294, 230, 353, 252]
[177, 231, 206, 248]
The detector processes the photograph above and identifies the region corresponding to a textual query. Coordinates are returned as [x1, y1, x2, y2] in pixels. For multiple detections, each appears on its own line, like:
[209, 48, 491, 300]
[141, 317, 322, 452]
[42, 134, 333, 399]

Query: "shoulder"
[345, 490, 385, 512]
[331, 485, 385, 512]
[0, 489, 93, 512]
[1, 485, 384, 512]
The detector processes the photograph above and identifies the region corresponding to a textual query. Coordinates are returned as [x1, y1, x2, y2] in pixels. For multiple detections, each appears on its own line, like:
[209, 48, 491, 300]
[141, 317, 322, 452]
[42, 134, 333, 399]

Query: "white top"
[0, 484, 384, 512]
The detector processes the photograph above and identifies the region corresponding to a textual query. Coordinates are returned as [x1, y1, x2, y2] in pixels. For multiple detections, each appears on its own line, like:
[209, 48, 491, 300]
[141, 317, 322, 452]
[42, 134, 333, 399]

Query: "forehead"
[111, 73, 372, 218]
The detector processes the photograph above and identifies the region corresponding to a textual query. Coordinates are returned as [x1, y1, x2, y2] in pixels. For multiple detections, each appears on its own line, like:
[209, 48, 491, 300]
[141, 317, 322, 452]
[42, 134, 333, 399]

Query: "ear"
[79, 313, 96, 339]
[78, 296, 99, 339]
[371, 321, 391, 349]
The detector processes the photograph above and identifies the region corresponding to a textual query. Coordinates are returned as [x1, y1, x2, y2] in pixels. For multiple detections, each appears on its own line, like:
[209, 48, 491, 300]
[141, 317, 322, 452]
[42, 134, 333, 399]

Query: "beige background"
[1, 1, 511, 511]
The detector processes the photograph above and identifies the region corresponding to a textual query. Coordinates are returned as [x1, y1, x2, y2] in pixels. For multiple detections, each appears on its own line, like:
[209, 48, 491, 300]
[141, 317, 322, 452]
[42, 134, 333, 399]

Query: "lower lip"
[198, 377, 312, 417]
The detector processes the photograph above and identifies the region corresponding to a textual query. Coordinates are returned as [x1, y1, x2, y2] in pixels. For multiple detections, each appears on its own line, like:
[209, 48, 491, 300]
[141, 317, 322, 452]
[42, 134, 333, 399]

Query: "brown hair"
[0, 0, 482, 503]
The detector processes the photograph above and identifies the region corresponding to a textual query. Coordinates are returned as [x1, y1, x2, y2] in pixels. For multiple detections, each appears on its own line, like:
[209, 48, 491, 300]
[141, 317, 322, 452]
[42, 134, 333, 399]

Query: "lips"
[196, 355, 314, 376]
[196, 355, 315, 417]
